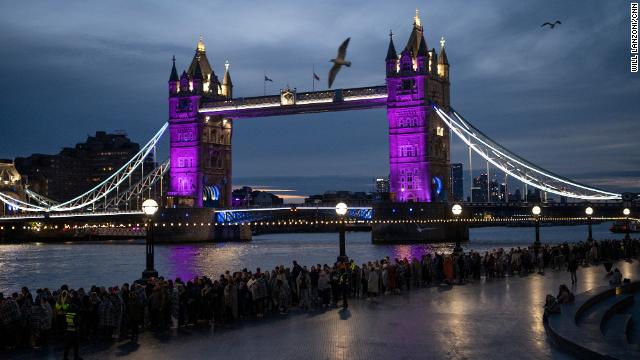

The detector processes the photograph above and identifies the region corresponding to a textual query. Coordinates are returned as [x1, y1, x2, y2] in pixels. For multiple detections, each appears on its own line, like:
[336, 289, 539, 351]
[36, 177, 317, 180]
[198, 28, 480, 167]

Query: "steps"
[545, 282, 640, 359]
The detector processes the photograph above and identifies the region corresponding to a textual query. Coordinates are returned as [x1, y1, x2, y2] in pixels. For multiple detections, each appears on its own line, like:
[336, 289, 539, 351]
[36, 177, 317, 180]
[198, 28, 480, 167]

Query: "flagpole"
[263, 70, 266, 96]
[312, 65, 315, 92]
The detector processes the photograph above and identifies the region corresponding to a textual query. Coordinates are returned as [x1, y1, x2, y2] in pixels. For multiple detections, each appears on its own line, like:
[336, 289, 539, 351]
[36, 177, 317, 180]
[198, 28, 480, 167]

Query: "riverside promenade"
[9, 259, 639, 360]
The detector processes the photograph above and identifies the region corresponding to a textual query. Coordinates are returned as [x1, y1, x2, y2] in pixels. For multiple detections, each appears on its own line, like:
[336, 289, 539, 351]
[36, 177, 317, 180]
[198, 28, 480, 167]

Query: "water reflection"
[0, 222, 626, 292]
[167, 245, 200, 281]
[527, 276, 546, 339]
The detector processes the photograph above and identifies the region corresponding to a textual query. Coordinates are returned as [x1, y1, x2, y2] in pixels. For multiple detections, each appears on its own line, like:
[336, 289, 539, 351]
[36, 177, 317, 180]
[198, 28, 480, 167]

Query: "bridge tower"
[386, 10, 451, 203]
[167, 37, 233, 208]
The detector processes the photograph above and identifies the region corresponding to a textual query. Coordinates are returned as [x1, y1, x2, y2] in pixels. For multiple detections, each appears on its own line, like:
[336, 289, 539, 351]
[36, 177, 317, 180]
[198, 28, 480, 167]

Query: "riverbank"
[5, 257, 639, 360]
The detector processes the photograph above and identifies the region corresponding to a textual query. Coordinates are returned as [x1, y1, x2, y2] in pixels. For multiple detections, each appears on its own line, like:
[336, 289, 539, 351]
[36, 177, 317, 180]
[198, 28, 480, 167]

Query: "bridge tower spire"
[438, 36, 449, 80]
[169, 55, 179, 95]
[386, 11, 451, 203]
[386, 30, 398, 76]
[221, 60, 233, 98]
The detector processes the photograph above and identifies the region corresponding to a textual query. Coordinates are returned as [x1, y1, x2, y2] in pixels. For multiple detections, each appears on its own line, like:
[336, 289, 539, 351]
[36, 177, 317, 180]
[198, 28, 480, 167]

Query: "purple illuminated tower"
[386, 10, 451, 203]
[167, 37, 233, 208]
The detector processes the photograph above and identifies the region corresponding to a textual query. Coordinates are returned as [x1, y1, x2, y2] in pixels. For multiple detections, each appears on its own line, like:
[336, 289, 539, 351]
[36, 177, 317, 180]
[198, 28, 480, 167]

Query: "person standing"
[317, 267, 331, 308]
[338, 264, 350, 308]
[38, 296, 53, 347]
[568, 255, 579, 285]
[63, 303, 82, 360]
[297, 269, 311, 310]
[127, 292, 142, 343]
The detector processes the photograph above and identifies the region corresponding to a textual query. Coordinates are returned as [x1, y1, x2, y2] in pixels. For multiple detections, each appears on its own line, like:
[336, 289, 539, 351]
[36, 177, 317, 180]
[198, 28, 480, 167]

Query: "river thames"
[0, 222, 627, 293]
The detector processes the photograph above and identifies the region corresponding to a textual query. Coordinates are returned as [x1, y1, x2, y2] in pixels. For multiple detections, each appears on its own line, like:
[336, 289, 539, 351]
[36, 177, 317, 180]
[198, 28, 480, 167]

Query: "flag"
[264, 75, 273, 82]
[313, 73, 320, 81]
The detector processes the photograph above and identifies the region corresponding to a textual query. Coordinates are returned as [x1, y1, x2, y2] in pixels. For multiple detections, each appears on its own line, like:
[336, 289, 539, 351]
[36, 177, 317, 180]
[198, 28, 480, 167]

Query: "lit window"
[437, 126, 444, 136]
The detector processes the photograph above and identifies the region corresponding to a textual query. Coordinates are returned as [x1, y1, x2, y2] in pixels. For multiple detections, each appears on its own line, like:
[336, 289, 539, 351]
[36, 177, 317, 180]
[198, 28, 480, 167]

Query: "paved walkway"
[10, 259, 640, 360]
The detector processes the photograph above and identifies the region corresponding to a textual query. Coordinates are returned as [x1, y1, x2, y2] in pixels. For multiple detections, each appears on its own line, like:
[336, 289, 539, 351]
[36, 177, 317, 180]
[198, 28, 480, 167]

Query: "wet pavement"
[8, 259, 640, 360]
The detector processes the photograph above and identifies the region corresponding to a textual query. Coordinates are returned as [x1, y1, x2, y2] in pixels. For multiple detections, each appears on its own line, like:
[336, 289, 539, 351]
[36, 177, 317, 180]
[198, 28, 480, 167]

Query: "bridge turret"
[437, 36, 449, 80]
[179, 70, 189, 93]
[168, 55, 179, 95]
[188, 36, 217, 94]
[386, 30, 398, 76]
[399, 48, 413, 72]
[429, 49, 438, 76]
[416, 35, 429, 73]
[192, 59, 204, 93]
[221, 60, 233, 99]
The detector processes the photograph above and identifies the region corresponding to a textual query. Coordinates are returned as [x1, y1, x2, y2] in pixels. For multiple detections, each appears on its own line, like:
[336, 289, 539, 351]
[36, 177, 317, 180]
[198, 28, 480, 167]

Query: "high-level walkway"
[11, 260, 639, 360]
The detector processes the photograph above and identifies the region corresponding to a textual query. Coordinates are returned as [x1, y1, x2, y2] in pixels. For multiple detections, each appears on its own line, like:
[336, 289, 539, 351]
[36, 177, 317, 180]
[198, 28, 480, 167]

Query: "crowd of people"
[1, 237, 638, 358]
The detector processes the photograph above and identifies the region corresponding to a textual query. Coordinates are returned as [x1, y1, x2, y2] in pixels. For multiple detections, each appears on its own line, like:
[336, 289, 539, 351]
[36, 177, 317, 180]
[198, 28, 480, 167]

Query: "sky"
[0, 0, 638, 199]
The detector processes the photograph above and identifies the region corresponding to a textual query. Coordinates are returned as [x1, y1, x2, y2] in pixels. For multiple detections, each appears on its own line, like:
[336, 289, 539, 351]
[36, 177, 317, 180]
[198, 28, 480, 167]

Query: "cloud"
[0, 0, 637, 195]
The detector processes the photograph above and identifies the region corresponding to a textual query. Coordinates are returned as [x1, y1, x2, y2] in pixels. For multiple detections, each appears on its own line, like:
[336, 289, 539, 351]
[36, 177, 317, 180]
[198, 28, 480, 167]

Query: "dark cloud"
[0, 0, 637, 196]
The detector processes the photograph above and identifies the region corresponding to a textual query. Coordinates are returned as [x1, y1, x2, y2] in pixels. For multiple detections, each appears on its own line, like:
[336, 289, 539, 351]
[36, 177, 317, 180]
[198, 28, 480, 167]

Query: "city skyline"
[0, 0, 638, 194]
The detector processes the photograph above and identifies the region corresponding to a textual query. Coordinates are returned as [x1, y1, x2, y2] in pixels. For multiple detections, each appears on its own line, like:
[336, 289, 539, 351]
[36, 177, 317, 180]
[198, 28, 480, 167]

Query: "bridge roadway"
[0, 202, 637, 223]
[199, 86, 387, 118]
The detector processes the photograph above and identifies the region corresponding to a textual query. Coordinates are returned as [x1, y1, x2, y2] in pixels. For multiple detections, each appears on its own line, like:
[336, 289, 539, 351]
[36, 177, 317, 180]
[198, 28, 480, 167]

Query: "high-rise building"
[14, 131, 149, 202]
[510, 189, 522, 202]
[450, 163, 463, 201]
[472, 174, 487, 202]
[489, 178, 501, 202]
[499, 183, 507, 203]
[527, 188, 542, 203]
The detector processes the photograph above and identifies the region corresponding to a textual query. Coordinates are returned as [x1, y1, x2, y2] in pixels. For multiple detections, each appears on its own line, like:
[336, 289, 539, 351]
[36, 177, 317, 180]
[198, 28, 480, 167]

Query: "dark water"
[0, 222, 627, 293]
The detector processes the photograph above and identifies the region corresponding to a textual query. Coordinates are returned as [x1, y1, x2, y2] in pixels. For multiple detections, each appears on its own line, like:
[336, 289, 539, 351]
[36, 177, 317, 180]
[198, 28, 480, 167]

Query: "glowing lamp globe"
[451, 204, 462, 216]
[532, 206, 541, 216]
[585, 207, 594, 216]
[623, 208, 631, 216]
[335, 202, 348, 216]
[142, 199, 159, 216]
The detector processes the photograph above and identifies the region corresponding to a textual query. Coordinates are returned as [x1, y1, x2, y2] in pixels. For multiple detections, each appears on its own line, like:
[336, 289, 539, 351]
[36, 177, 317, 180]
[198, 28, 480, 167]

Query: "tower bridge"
[166, 10, 453, 209]
[0, 10, 635, 243]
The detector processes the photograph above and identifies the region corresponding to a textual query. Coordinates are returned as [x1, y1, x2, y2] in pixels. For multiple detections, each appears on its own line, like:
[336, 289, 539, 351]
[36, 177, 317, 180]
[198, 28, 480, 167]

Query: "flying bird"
[541, 20, 561, 29]
[328, 37, 351, 89]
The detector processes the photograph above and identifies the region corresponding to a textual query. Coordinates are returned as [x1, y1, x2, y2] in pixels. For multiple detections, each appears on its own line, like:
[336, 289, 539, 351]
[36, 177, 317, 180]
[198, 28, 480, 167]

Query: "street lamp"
[335, 202, 348, 263]
[585, 206, 594, 242]
[623, 208, 631, 241]
[451, 204, 463, 254]
[532, 205, 541, 246]
[452, 204, 462, 217]
[141, 198, 159, 280]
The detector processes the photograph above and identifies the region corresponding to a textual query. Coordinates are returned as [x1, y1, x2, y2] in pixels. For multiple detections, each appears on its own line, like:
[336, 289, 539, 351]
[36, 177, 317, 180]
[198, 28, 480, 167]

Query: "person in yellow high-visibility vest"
[63, 303, 81, 360]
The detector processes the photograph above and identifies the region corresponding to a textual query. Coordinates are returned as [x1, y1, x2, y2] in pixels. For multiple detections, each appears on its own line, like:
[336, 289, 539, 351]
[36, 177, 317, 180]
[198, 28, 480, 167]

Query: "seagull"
[328, 37, 351, 89]
[541, 20, 561, 29]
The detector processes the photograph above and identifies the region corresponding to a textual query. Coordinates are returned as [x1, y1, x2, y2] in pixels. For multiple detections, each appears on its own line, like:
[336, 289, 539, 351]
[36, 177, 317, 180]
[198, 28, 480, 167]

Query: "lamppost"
[335, 202, 348, 263]
[451, 204, 463, 254]
[141, 198, 159, 280]
[623, 208, 631, 241]
[532, 205, 541, 246]
[585, 206, 594, 242]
